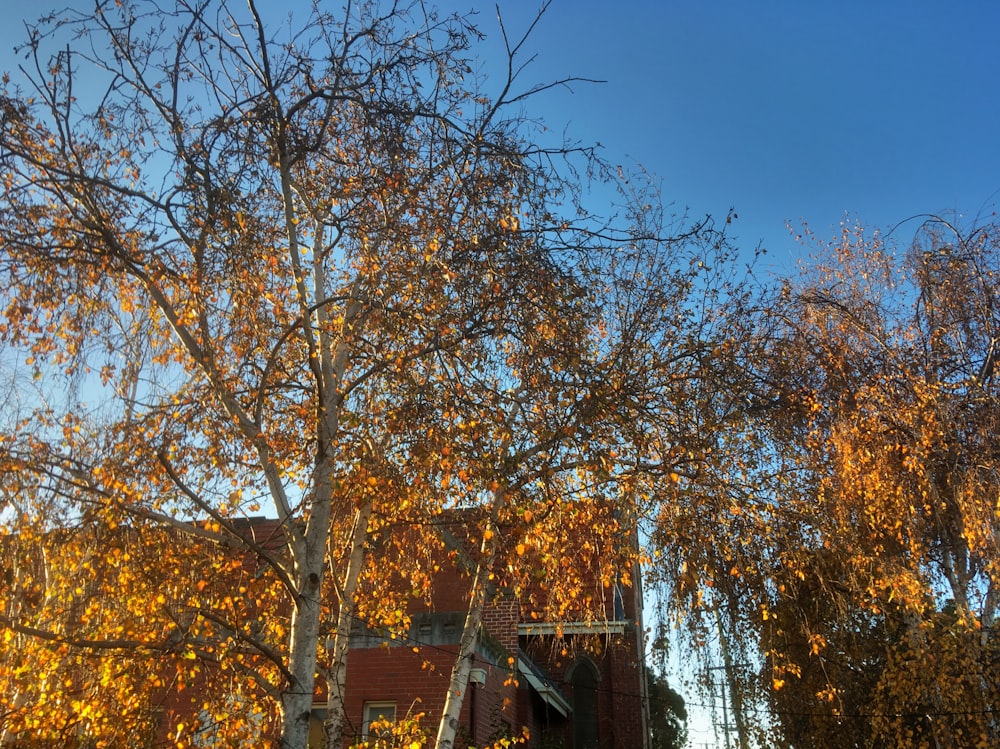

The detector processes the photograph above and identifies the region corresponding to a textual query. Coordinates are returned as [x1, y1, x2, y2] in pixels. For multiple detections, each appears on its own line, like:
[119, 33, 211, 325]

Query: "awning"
[517, 649, 572, 717]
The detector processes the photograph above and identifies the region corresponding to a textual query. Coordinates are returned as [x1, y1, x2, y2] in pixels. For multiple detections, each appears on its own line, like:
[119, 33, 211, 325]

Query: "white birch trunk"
[435, 553, 496, 749]
[435, 488, 507, 749]
[279, 478, 333, 749]
[324, 500, 374, 749]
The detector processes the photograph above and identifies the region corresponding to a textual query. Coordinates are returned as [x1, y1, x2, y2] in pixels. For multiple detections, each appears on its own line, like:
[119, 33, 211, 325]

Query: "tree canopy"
[7, 3, 991, 749]
[0, 1, 738, 747]
[651, 216, 1000, 749]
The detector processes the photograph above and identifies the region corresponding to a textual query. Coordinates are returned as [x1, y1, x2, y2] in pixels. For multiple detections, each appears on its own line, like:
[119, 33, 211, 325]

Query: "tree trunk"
[435, 494, 505, 749]
[280, 552, 325, 749]
[435, 553, 495, 749]
[324, 500, 373, 749]
[280, 467, 335, 749]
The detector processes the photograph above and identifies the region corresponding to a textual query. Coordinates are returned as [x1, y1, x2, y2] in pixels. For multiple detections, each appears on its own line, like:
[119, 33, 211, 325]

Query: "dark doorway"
[571, 661, 599, 749]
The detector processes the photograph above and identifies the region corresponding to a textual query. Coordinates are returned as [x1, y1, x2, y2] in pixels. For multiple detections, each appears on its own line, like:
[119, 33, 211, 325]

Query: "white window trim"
[362, 701, 397, 738]
[518, 621, 627, 636]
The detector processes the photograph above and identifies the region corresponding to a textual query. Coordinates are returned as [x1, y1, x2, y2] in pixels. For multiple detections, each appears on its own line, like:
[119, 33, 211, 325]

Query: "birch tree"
[650, 217, 1000, 749]
[756, 218, 1000, 748]
[0, 0, 595, 745]
[0, 1, 732, 747]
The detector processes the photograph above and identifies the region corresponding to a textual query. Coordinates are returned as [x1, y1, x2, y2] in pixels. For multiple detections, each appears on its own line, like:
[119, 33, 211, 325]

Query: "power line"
[336, 610, 1000, 722]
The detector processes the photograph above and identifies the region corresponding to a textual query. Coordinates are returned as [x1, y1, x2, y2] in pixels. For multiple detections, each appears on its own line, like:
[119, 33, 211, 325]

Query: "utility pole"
[707, 664, 735, 749]
[712, 598, 750, 749]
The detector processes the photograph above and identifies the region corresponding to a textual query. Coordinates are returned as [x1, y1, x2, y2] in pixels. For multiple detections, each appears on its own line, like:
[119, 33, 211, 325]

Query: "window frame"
[362, 701, 397, 739]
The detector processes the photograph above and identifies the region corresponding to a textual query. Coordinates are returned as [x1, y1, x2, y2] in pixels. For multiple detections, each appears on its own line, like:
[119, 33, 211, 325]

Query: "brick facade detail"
[338, 553, 649, 749]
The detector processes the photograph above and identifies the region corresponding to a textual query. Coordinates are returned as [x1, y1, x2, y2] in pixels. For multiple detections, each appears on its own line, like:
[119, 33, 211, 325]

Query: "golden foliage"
[651, 218, 1000, 748]
[0, 1, 727, 746]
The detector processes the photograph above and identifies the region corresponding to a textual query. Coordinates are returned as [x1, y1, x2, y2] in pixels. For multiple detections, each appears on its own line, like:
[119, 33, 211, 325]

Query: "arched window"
[570, 660, 600, 749]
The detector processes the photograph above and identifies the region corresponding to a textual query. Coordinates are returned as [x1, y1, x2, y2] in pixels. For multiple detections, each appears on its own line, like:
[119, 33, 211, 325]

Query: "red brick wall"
[344, 642, 519, 747]
[605, 631, 647, 749]
[344, 644, 458, 742]
[482, 595, 519, 656]
[521, 627, 647, 749]
[469, 659, 519, 745]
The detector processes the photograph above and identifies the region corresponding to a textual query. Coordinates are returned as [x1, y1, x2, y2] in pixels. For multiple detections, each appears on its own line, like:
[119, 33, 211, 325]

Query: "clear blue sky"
[467, 0, 1000, 272]
[4, 1, 998, 273]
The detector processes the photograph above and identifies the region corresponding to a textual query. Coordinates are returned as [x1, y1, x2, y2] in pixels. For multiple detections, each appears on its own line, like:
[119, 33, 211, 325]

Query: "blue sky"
[4, 1, 997, 273]
[465, 0, 1000, 273]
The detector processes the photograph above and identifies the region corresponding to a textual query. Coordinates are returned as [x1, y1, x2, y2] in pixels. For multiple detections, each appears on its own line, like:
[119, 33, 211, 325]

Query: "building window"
[363, 701, 397, 739]
[570, 661, 599, 749]
[308, 705, 327, 749]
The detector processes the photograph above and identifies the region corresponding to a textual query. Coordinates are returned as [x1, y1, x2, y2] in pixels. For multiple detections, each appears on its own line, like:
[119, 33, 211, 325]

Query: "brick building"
[320, 516, 651, 749]
[0, 515, 648, 748]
